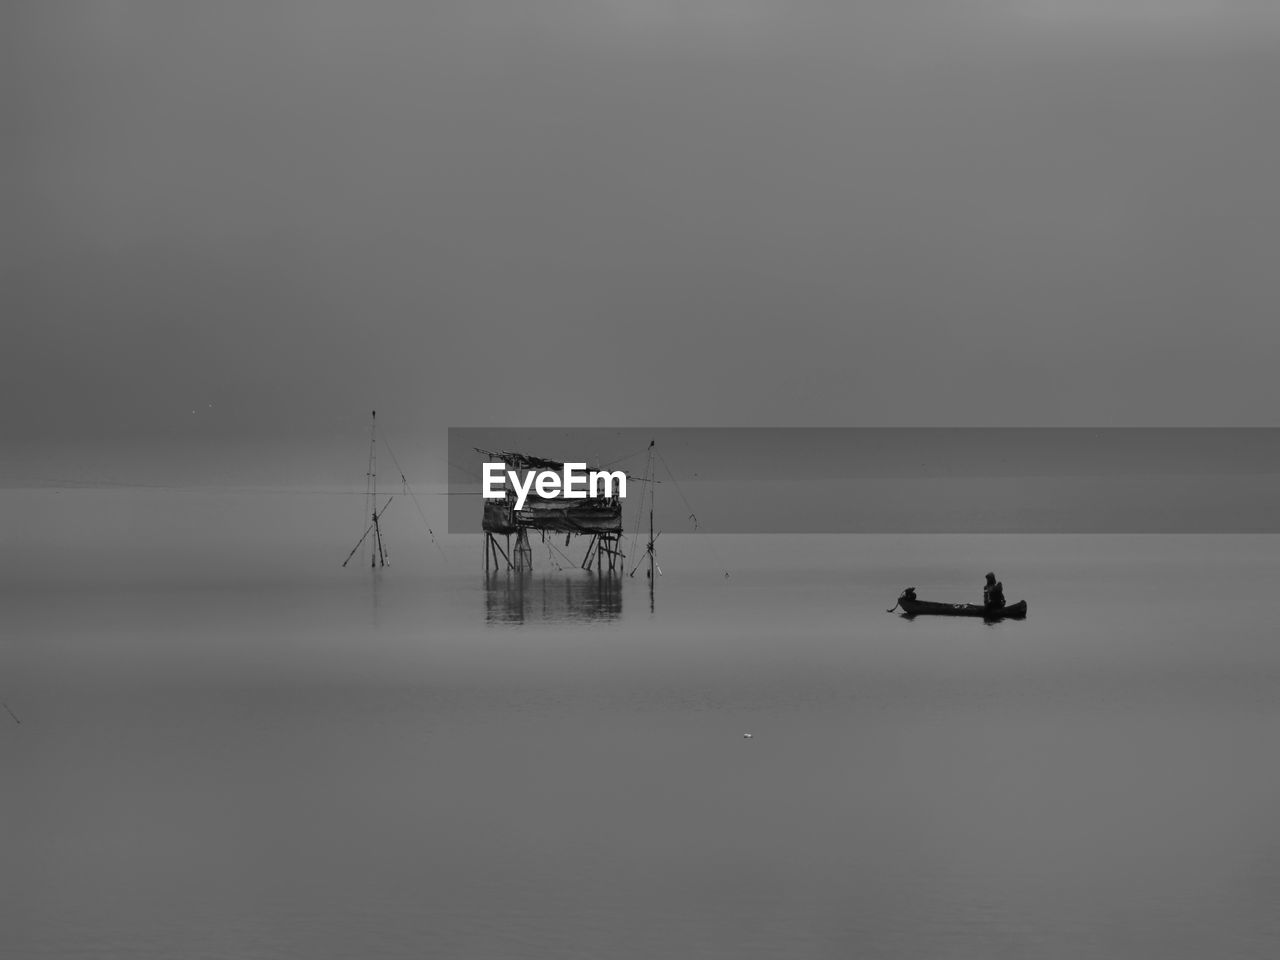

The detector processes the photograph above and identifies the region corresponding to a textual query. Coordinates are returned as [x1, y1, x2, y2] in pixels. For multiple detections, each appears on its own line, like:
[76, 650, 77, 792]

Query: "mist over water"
[11, 1, 1280, 955]
[4, 489, 1279, 958]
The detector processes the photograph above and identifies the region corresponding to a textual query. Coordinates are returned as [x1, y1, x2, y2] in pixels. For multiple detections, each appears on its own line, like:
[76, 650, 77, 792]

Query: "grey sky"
[7, 2, 1280, 476]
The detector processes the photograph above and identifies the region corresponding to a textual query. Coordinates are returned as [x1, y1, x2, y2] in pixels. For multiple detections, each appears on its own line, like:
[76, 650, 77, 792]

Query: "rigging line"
[656, 451, 730, 577]
[548, 539, 580, 569]
[379, 431, 410, 486]
[447, 459, 484, 482]
[597, 444, 656, 470]
[381, 431, 449, 563]
[654, 451, 700, 527]
[544, 539, 581, 571]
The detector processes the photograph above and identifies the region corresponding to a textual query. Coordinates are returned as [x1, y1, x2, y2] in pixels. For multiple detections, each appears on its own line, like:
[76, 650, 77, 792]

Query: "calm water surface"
[3, 490, 1279, 958]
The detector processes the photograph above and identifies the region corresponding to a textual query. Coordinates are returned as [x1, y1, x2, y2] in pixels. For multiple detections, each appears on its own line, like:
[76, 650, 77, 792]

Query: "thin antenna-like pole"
[650, 440, 658, 576]
[359, 411, 387, 568]
[371, 411, 378, 567]
[343, 497, 393, 567]
[649, 470, 655, 582]
[369, 411, 389, 567]
[344, 411, 407, 569]
[630, 440, 658, 584]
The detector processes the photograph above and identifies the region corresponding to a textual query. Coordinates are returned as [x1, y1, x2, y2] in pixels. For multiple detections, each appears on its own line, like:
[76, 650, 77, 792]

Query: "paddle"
[887, 587, 916, 613]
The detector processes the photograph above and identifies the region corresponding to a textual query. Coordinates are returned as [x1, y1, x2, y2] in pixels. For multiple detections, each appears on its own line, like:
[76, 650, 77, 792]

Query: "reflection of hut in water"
[485, 572, 623, 624]
[478, 449, 626, 574]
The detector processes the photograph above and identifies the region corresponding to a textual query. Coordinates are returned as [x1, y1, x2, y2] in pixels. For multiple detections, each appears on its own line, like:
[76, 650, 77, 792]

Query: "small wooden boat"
[892, 590, 1027, 620]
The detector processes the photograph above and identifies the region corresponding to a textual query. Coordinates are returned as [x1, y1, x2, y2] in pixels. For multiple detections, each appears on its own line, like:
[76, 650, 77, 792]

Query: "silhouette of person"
[983, 572, 1006, 612]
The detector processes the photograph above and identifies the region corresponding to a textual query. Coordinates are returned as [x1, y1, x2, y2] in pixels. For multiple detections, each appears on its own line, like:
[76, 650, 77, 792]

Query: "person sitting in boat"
[983, 572, 1006, 612]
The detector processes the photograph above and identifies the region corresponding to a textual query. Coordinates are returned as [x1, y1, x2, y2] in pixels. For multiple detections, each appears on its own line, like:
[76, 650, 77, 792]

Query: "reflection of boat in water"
[485, 572, 623, 624]
[893, 589, 1027, 620]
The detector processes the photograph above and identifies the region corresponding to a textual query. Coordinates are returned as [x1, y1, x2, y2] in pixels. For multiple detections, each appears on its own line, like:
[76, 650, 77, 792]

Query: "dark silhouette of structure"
[477, 449, 626, 574]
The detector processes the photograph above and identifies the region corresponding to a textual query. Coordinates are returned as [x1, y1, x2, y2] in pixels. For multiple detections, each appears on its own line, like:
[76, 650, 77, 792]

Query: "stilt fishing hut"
[477, 449, 629, 574]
